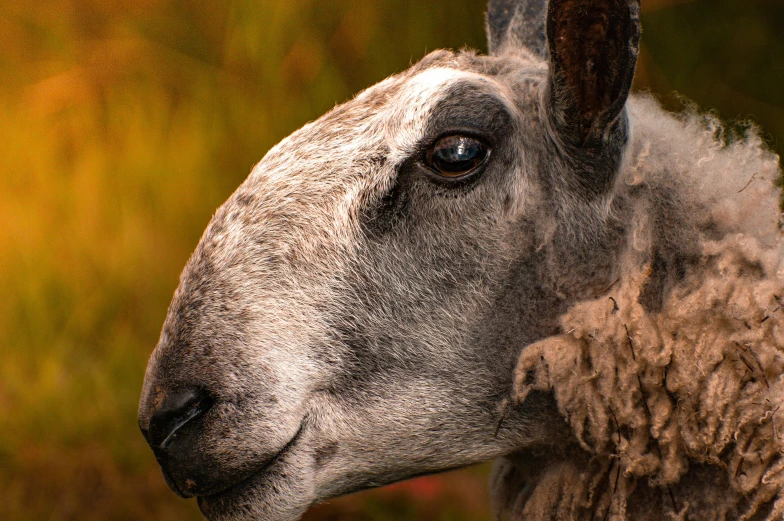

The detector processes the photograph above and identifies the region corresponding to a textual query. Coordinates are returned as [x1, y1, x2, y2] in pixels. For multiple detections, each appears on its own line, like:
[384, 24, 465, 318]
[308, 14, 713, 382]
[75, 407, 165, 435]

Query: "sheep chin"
[196, 440, 314, 521]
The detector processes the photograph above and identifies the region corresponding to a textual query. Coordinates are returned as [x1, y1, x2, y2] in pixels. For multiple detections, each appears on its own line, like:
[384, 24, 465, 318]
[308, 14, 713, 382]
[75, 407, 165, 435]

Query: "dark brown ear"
[547, 0, 641, 148]
[487, 0, 549, 58]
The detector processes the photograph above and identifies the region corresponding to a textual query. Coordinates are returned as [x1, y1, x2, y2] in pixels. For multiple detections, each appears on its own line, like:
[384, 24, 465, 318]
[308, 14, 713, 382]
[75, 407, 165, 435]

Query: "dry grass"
[0, 1, 780, 520]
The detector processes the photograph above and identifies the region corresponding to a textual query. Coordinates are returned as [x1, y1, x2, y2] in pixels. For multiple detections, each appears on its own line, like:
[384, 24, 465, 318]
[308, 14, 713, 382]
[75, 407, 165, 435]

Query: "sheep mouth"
[196, 421, 307, 514]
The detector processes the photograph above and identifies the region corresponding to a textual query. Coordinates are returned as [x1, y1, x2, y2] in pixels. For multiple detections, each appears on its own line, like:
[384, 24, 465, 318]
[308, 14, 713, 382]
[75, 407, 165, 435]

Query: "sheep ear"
[547, 0, 641, 149]
[486, 0, 548, 58]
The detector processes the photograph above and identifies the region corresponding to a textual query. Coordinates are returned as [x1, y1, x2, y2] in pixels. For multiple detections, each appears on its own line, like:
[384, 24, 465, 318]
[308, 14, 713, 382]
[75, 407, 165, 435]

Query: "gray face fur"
[138, 1, 661, 519]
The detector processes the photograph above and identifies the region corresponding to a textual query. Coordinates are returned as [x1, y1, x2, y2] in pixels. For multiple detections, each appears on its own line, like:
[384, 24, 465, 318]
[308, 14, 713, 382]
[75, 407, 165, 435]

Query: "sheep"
[137, 1, 784, 520]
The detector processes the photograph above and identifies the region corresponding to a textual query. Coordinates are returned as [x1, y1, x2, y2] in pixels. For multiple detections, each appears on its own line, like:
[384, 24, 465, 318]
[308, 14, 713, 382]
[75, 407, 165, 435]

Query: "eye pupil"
[425, 135, 489, 179]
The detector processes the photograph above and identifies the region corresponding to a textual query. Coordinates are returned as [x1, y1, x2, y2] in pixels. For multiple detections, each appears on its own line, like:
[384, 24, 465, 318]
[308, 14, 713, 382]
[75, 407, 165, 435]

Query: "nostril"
[144, 387, 214, 450]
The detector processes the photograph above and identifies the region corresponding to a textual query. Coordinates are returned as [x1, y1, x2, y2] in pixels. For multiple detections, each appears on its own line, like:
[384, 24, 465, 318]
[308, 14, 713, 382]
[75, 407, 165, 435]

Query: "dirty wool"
[492, 97, 784, 521]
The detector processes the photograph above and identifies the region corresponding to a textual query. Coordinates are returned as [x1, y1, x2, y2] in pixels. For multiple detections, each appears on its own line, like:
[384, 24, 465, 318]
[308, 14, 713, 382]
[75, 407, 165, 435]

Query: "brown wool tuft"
[495, 236, 784, 521]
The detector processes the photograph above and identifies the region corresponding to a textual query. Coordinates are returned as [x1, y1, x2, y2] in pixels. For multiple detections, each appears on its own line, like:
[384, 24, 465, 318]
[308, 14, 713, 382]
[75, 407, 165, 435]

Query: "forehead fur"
[190, 50, 538, 275]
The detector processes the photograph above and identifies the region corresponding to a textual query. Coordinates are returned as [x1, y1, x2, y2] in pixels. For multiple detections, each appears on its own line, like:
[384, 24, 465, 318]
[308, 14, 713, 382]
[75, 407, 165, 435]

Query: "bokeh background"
[1, 1, 782, 520]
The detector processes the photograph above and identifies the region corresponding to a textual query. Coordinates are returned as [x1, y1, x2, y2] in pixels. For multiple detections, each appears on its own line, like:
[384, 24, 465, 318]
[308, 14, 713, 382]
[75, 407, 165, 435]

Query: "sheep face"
[138, 1, 642, 520]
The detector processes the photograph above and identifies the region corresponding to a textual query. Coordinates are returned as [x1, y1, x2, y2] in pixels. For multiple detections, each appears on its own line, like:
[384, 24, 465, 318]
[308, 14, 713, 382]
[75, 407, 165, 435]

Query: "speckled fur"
[138, 2, 783, 520]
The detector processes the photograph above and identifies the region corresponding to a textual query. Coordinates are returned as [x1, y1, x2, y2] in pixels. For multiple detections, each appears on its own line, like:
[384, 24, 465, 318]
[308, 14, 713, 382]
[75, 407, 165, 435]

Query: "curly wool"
[494, 237, 784, 521]
[492, 99, 784, 521]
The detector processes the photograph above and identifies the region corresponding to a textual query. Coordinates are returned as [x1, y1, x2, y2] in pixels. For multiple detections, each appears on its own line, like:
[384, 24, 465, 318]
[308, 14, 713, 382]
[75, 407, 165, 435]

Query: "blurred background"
[0, 0, 782, 520]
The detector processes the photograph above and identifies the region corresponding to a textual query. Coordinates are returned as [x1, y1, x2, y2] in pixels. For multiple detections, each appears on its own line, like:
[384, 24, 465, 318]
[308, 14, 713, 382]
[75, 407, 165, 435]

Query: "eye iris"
[428, 135, 488, 178]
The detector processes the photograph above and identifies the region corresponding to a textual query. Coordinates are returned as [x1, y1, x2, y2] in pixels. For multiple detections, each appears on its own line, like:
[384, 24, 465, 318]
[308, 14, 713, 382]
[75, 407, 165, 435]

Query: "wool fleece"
[492, 99, 784, 521]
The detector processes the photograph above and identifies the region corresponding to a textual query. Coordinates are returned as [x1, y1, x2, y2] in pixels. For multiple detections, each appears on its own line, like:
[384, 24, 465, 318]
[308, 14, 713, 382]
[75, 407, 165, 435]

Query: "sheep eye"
[424, 135, 490, 179]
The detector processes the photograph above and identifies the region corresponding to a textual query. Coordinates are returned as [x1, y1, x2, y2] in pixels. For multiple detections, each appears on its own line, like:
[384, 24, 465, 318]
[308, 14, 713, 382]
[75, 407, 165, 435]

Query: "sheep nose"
[142, 387, 213, 450]
[139, 386, 219, 498]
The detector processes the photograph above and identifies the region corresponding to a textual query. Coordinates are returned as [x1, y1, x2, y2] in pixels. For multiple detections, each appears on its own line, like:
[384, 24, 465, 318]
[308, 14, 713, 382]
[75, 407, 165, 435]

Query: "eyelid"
[421, 129, 494, 151]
